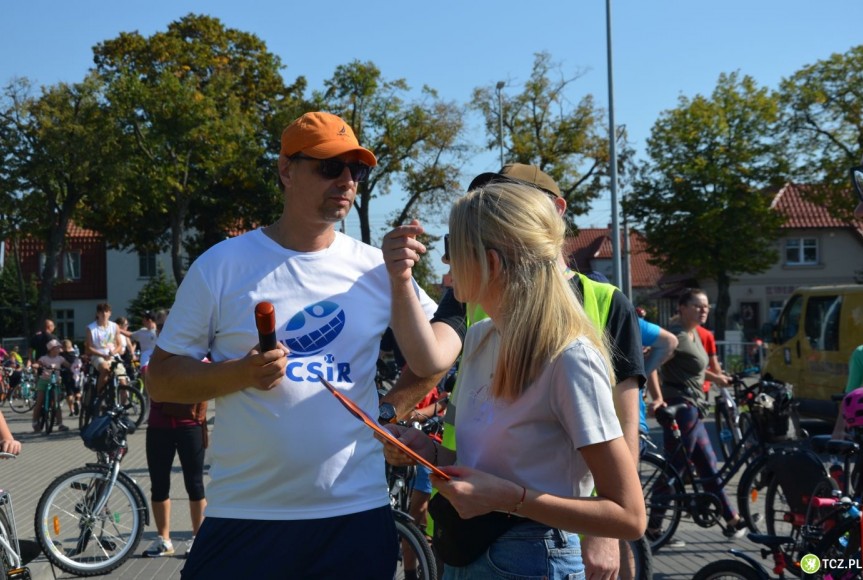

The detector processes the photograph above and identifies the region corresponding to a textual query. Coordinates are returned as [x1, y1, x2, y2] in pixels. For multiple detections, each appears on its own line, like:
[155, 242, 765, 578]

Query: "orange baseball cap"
[280, 112, 377, 167]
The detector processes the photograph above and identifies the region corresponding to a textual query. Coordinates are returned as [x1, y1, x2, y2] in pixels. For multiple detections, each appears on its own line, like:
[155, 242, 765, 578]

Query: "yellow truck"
[763, 285, 863, 420]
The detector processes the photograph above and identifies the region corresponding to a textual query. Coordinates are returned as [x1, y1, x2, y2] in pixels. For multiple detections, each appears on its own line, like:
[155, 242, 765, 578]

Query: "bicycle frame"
[0, 490, 21, 570]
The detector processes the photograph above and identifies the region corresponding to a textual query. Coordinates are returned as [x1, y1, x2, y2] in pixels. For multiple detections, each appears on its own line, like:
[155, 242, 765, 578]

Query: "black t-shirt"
[30, 332, 57, 360]
[431, 280, 646, 388]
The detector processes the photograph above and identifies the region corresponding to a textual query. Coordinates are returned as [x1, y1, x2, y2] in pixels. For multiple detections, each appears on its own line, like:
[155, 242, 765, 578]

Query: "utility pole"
[496, 81, 505, 168]
[606, 0, 622, 289]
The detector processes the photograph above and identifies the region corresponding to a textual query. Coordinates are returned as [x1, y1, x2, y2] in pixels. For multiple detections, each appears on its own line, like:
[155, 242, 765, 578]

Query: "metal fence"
[716, 340, 767, 374]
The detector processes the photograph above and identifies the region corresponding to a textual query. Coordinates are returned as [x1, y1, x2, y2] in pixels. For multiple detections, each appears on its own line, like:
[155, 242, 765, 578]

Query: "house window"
[784, 238, 818, 266]
[54, 309, 75, 340]
[139, 251, 157, 278]
[64, 251, 81, 280]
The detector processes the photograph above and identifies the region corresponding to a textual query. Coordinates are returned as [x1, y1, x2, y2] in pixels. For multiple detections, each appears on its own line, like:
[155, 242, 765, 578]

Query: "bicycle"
[714, 370, 763, 462]
[640, 402, 779, 552]
[79, 357, 147, 431]
[7, 368, 36, 415]
[0, 452, 41, 579]
[34, 405, 149, 576]
[33, 366, 65, 435]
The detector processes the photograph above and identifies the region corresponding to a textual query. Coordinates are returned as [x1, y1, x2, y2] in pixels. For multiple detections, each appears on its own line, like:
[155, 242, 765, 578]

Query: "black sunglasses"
[850, 166, 863, 204]
[291, 154, 371, 182]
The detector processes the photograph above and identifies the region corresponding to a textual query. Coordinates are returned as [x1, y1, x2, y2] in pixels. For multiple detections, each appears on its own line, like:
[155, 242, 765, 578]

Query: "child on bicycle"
[33, 339, 71, 432]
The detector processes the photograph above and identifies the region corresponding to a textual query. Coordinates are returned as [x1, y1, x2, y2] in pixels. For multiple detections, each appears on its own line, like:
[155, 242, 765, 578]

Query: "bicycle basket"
[749, 380, 801, 443]
[80, 414, 134, 452]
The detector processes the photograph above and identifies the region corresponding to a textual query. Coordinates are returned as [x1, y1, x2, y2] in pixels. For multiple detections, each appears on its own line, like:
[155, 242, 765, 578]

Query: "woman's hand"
[375, 424, 436, 467]
[0, 439, 21, 456]
[431, 465, 524, 519]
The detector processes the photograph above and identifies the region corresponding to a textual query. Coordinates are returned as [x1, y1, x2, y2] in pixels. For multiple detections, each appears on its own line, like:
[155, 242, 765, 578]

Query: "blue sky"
[2, 1, 861, 270]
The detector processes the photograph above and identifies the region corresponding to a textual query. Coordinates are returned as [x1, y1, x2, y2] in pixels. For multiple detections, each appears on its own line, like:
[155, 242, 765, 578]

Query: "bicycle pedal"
[7, 567, 32, 579]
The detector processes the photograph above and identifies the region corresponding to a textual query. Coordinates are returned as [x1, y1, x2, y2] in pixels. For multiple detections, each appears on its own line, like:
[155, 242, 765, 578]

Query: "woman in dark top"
[648, 288, 747, 539]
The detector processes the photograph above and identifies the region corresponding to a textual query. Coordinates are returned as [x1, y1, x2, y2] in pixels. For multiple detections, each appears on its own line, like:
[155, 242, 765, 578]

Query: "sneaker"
[57, 424, 69, 432]
[142, 536, 174, 558]
[723, 519, 748, 539]
[184, 536, 194, 559]
[667, 538, 687, 548]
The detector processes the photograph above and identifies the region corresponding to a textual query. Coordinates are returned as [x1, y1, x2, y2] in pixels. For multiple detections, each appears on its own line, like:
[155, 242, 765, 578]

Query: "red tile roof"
[771, 183, 863, 238]
[563, 228, 663, 289]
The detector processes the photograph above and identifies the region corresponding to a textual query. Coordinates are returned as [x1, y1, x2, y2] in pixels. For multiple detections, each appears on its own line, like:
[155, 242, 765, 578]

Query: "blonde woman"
[380, 182, 645, 579]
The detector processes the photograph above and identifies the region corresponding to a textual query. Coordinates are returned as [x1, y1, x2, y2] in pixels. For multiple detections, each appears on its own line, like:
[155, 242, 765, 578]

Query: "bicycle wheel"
[0, 505, 17, 573]
[45, 387, 61, 435]
[803, 515, 861, 580]
[736, 454, 771, 534]
[714, 403, 737, 462]
[801, 476, 840, 548]
[35, 466, 146, 576]
[393, 510, 436, 580]
[619, 535, 653, 580]
[118, 384, 147, 428]
[79, 384, 98, 430]
[764, 474, 798, 538]
[8, 384, 36, 414]
[693, 559, 763, 580]
[639, 451, 684, 553]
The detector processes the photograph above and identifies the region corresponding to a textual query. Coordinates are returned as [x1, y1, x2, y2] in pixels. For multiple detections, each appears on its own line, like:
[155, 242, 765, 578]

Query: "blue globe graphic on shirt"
[284, 301, 345, 357]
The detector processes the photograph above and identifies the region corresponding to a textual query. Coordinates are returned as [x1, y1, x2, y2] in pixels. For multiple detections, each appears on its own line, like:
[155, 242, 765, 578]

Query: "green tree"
[90, 14, 304, 283]
[0, 255, 38, 338]
[313, 61, 469, 245]
[779, 45, 863, 220]
[625, 72, 787, 339]
[0, 75, 118, 323]
[127, 267, 176, 326]
[471, 52, 636, 226]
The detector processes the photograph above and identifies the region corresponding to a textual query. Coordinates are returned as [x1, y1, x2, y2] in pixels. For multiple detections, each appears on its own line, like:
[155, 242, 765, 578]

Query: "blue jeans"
[442, 520, 584, 580]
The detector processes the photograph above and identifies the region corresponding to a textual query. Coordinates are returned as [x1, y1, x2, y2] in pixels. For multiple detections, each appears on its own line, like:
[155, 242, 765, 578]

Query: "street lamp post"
[606, 0, 623, 291]
[496, 81, 505, 168]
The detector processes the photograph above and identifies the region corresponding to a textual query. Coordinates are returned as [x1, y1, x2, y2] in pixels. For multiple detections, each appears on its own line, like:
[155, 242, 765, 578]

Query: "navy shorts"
[181, 505, 397, 579]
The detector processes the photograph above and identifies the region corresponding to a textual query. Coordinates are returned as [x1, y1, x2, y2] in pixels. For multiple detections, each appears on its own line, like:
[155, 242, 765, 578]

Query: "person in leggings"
[142, 399, 208, 558]
[647, 288, 746, 539]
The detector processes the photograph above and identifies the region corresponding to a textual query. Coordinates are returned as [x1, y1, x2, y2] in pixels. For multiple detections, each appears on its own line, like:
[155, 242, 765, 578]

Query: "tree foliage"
[126, 267, 177, 327]
[89, 13, 303, 283]
[625, 72, 788, 339]
[471, 52, 636, 226]
[312, 61, 469, 245]
[0, 255, 38, 338]
[779, 44, 863, 220]
[0, 75, 118, 322]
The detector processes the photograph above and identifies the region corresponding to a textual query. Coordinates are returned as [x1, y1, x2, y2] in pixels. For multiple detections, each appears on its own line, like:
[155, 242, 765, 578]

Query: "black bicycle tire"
[621, 535, 653, 580]
[803, 515, 861, 580]
[0, 505, 16, 574]
[692, 558, 763, 580]
[45, 386, 59, 435]
[801, 476, 840, 550]
[714, 403, 736, 462]
[8, 384, 35, 414]
[34, 466, 147, 576]
[639, 451, 684, 553]
[393, 510, 436, 580]
[79, 385, 97, 430]
[736, 453, 771, 534]
[118, 384, 147, 428]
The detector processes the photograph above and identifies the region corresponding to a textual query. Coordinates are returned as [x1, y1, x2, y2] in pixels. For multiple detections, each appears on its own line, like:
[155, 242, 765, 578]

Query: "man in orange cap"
[148, 112, 437, 577]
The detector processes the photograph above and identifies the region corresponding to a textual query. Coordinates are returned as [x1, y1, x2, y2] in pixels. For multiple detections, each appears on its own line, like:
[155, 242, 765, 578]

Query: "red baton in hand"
[255, 302, 278, 352]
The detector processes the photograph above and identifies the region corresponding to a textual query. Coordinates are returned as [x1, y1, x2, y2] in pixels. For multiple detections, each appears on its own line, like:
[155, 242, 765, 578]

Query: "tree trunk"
[356, 186, 371, 245]
[170, 195, 190, 285]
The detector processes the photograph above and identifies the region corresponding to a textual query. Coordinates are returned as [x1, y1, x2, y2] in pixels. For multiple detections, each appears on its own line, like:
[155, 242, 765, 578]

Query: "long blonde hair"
[449, 181, 615, 399]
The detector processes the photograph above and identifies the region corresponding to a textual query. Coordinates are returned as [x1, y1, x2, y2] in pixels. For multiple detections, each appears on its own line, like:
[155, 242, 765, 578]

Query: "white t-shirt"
[130, 328, 158, 367]
[157, 229, 437, 520]
[87, 320, 119, 358]
[454, 319, 622, 499]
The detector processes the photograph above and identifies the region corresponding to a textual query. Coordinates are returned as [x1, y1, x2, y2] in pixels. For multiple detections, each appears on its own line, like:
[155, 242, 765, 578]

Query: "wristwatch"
[377, 402, 397, 425]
